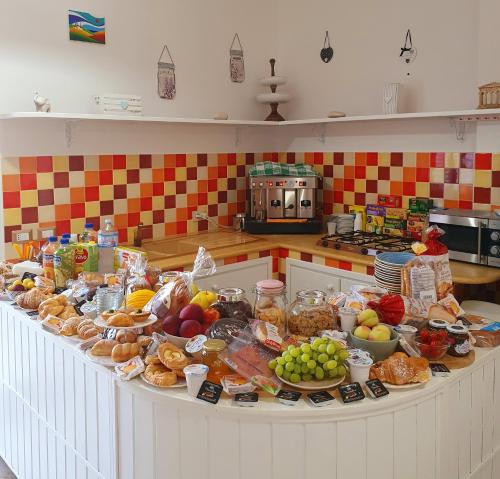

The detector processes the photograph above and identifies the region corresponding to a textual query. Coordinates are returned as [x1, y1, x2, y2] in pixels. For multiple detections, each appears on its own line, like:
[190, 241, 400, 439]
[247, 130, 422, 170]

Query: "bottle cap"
[60, 238, 69, 245]
[84, 223, 94, 228]
[49, 236, 58, 242]
[61, 233, 70, 238]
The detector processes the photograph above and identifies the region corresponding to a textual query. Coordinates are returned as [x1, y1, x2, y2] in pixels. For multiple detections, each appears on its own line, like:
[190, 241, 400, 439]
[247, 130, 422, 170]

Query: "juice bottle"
[80, 223, 97, 243]
[54, 239, 74, 288]
[98, 219, 119, 273]
[42, 236, 59, 280]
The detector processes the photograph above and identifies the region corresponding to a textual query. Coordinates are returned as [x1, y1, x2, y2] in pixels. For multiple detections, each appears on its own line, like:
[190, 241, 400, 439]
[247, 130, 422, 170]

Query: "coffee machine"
[246, 176, 322, 234]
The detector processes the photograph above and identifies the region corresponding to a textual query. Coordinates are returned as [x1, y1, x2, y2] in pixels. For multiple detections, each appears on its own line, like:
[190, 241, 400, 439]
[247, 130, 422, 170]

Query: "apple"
[353, 325, 371, 340]
[179, 319, 203, 338]
[357, 309, 379, 327]
[162, 315, 181, 335]
[368, 324, 391, 342]
[179, 304, 204, 323]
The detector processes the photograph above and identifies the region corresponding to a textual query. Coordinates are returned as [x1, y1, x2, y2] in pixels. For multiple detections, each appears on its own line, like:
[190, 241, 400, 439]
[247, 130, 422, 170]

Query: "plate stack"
[329, 214, 355, 234]
[374, 252, 415, 293]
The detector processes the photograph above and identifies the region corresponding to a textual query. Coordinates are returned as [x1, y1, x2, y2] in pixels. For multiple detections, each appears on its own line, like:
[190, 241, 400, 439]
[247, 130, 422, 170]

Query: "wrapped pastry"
[115, 356, 145, 381]
[16, 288, 49, 309]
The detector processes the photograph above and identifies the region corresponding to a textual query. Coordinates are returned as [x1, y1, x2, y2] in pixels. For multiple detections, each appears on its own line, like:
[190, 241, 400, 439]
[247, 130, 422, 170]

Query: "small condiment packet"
[197, 381, 223, 405]
[78, 335, 102, 351]
[338, 383, 365, 403]
[365, 379, 389, 399]
[430, 363, 451, 377]
[233, 392, 259, 407]
[115, 357, 145, 381]
[276, 389, 301, 406]
[307, 391, 335, 407]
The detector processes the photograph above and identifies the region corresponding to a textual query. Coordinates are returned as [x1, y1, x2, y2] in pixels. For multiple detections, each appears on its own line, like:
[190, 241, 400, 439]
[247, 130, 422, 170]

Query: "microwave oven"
[428, 209, 500, 267]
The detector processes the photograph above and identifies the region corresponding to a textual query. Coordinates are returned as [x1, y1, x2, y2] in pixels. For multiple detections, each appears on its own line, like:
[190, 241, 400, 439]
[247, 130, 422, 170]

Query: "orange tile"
[99, 155, 113, 170]
[227, 202, 238, 215]
[403, 167, 416, 182]
[217, 153, 228, 166]
[325, 258, 340, 268]
[127, 198, 141, 213]
[224, 256, 238, 265]
[164, 154, 176, 167]
[176, 208, 188, 221]
[84, 171, 99, 186]
[344, 165, 355, 179]
[2, 175, 20, 192]
[208, 166, 219, 179]
[390, 181, 403, 196]
[444, 200, 459, 209]
[355, 152, 366, 166]
[237, 190, 246, 202]
[39, 221, 56, 229]
[187, 193, 198, 207]
[152, 168, 164, 183]
[19, 157, 37, 173]
[198, 180, 208, 193]
[55, 204, 71, 220]
[140, 183, 153, 197]
[333, 178, 343, 190]
[416, 153, 430, 168]
[304, 152, 314, 165]
[70, 187, 85, 203]
[459, 184, 473, 201]
[114, 214, 128, 229]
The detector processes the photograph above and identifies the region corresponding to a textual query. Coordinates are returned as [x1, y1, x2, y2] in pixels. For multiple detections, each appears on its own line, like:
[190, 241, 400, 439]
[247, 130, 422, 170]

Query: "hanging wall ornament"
[400, 29, 417, 64]
[320, 31, 334, 63]
[229, 33, 245, 82]
[158, 44, 176, 99]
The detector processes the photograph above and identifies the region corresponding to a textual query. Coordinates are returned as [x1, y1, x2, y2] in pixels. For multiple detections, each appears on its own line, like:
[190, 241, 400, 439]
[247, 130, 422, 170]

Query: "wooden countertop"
[143, 231, 500, 285]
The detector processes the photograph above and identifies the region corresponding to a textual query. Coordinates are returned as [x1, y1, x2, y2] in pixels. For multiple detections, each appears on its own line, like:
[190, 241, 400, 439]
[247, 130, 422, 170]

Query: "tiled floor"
[0, 458, 15, 478]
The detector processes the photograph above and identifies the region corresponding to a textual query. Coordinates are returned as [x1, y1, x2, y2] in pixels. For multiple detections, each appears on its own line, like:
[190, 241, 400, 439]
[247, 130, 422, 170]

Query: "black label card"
[26, 310, 39, 317]
[307, 391, 335, 406]
[234, 392, 259, 406]
[197, 381, 223, 405]
[73, 300, 86, 316]
[54, 287, 66, 294]
[365, 379, 389, 399]
[276, 389, 302, 405]
[430, 363, 451, 376]
[339, 383, 365, 403]
[10, 302, 18, 307]
[21, 272, 37, 281]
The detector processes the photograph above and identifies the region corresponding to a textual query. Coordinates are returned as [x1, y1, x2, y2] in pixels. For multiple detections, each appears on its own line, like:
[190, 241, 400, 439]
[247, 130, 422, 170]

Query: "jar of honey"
[201, 339, 230, 384]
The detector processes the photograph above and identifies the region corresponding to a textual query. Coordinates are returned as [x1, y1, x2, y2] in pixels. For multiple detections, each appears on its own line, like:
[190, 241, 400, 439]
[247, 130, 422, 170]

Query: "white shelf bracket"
[449, 118, 465, 142]
[64, 120, 79, 148]
[234, 126, 242, 148]
[313, 123, 327, 144]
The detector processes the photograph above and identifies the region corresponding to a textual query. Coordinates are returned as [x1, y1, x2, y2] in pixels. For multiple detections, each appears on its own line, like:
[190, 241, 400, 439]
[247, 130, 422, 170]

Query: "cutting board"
[438, 350, 475, 370]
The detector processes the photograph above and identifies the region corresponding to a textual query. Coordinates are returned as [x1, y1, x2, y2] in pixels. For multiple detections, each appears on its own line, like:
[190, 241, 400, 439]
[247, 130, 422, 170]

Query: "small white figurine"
[33, 91, 51, 113]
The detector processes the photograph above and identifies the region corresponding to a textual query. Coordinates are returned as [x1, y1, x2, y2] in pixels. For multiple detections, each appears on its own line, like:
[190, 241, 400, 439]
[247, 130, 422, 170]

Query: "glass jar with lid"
[201, 339, 230, 384]
[254, 279, 287, 335]
[288, 290, 335, 337]
[210, 287, 253, 322]
[155, 271, 181, 291]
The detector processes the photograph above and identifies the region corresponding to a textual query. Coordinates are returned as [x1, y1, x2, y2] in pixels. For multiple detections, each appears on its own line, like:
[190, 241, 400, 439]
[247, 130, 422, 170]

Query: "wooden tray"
[438, 350, 475, 370]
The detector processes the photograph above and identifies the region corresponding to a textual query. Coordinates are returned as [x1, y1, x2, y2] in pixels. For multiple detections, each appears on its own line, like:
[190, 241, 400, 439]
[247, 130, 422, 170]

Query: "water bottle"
[98, 219, 119, 273]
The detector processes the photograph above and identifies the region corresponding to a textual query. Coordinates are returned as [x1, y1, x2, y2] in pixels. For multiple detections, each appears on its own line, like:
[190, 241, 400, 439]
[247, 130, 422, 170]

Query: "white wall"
[0, 0, 277, 120]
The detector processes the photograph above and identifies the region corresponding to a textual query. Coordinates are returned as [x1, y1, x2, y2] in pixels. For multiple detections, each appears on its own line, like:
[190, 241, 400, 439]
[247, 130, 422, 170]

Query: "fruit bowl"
[414, 339, 449, 360]
[163, 333, 190, 349]
[348, 326, 399, 361]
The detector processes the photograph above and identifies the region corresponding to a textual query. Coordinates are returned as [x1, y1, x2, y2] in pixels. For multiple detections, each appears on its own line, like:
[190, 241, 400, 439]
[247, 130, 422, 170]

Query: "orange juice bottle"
[42, 236, 59, 280]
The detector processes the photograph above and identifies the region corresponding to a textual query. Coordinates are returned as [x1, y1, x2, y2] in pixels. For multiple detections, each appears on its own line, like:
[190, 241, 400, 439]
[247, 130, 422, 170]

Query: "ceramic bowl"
[348, 326, 399, 362]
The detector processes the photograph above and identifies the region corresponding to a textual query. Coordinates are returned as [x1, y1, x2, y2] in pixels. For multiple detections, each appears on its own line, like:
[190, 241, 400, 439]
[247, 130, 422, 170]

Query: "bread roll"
[107, 313, 134, 327]
[116, 330, 138, 344]
[91, 339, 119, 356]
[111, 343, 140, 363]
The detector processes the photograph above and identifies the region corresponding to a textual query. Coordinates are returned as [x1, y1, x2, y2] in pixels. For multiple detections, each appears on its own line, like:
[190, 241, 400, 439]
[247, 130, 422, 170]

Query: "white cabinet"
[285, 258, 375, 302]
[195, 256, 273, 305]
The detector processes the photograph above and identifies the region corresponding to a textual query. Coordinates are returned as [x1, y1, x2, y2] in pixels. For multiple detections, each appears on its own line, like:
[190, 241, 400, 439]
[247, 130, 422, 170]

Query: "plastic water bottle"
[98, 219, 119, 273]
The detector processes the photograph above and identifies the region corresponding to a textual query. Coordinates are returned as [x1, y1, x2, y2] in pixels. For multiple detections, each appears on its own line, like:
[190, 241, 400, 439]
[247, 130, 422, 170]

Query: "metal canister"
[233, 213, 246, 231]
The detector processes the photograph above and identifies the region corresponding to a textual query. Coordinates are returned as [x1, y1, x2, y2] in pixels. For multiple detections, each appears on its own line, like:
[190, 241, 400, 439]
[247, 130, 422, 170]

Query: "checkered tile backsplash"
[2, 151, 499, 259]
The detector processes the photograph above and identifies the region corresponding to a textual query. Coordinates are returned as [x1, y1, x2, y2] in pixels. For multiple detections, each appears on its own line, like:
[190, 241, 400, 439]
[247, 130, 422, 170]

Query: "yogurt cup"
[183, 364, 209, 398]
[185, 335, 207, 360]
[393, 324, 417, 344]
[338, 307, 357, 332]
[347, 356, 373, 385]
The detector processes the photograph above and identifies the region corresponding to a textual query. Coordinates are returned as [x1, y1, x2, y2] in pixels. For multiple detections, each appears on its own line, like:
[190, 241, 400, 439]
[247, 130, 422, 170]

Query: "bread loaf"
[111, 343, 140, 363]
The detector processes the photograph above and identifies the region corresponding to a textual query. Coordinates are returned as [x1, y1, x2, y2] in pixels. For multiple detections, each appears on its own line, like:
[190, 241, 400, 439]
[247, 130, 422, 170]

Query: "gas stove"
[317, 232, 414, 256]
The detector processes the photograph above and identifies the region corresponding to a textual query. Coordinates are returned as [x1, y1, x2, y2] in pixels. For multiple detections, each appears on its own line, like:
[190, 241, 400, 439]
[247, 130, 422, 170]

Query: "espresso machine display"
[247, 176, 321, 234]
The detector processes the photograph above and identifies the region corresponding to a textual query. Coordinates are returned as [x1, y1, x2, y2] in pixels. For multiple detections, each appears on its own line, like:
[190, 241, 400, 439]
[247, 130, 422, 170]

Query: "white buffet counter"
[1, 301, 500, 479]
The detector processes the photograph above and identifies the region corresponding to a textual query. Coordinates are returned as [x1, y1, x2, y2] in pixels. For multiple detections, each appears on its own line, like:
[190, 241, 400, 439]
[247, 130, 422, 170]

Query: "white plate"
[85, 349, 117, 367]
[140, 373, 187, 389]
[94, 315, 157, 330]
[280, 375, 345, 391]
[383, 369, 431, 390]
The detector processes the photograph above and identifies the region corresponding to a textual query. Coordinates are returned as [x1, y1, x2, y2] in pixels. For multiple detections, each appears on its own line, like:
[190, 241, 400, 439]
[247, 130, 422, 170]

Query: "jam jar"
[428, 319, 449, 333]
[254, 279, 287, 335]
[154, 271, 181, 291]
[201, 339, 230, 384]
[210, 288, 253, 322]
[446, 324, 471, 357]
[287, 290, 335, 337]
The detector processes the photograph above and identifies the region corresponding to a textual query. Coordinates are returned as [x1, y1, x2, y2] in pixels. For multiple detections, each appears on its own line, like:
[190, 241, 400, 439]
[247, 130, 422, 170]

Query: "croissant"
[116, 330, 138, 344]
[59, 305, 77, 320]
[111, 343, 140, 363]
[77, 319, 101, 339]
[91, 339, 119, 356]
[369, 352, 430, 385]
[107, 313, 134, 327]
[158, 342, 189, 370]
[144, 363, 177, 387]
[16, 288, 49, 309]
[60, 317, 81, 336]
[39, 304, 65, 319]
[145, 354, 162, 365]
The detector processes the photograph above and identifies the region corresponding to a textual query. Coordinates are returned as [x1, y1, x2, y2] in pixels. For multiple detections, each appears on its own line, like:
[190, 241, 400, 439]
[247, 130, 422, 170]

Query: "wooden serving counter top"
[142, 231, 500, 285]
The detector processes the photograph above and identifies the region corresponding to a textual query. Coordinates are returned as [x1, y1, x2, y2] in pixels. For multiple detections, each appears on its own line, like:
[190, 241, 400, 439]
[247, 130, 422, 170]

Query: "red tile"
[164, 195, 176, 209]
[37, 189, 54, 206]
[378, 167, 390, 180]
[176, 181, 186, 194]
[113, 185, 127, 199]
[244, 153, 254, 165]
[403, 182, 416, 196]
[113, 155, 126, 169]
[354, 166, 366, 179]
[339, 261, 352, 271]
[218, 191, 227, 203]
[286, 152, 296, 164]
[20, 174, 37, 190]
[323, 165, 333, 177]
[474, 187, 491, 204]
[460, 152, 474, 169]
[153, 210, 165, 224]
[140, 197, 152, 211]
[142, 225, 153, 239]
[207, 204, 218, 217]
[333, 191, 344, 203]
[416, 168, 429, 182]
[21, 207, 38, 224]
[430, 183, 444, 198]
[354, 192, 366, 205]
[344, 179, 354, 191]
[86, 217, 100, 229]
[85, 185, 99, 202]
[475, 153, 492, 170]
[459, 200, 473, 209]
[69, 155, 84, 171]
[430, 152, 445, 168]
[218, 166, 227, 178]
[152, 182, 164, 196]
[139, 154, 152, 168]
[118, 229, 128, 243]
[127, 169, 139, 183]
[259, 250, 271, 258]
[71, 203, 85, 218]
[390, 152, 403, 166]
[314, 152, 323, 165]
[3, 192, 20, 208]
[164, 168, 175, 181]
[227, 178, 236, 190]
[36, 156, 53, 172]
[492, 171, 500, 188]
[99, 170, 113, 185]
[367, 265, 375, 276]
[4, 225, 21, 243]
[227, 153, 237, 165]
[128, 212, 140, 227]
[100, 200, 114, 215]
[197, 220, 209, 232]
[367, 152, 378, 166]
[278, 272, 286, 283]
[197, 193, 207, 205]
[444, 168, 458, 184]
[187, 167, 197, 180]
[236, 165, 246, 177]
[55, 220, 69, 236]
[333, 153, 344, 165]
[366, 180, 378, 193]
[300, 252, 313, 262]
[279, 248, 289, 259]
[176, 154, 186, 167]
[208, 179, 218, 192]
[176, 222, 187, 234]
[197, 154, 208, 166]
